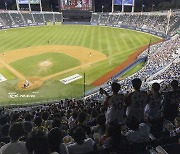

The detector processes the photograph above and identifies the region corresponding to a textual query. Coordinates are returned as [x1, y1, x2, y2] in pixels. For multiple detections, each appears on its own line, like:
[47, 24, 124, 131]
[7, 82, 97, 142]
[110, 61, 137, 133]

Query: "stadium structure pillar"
[92, 0, 95, 12]
[39, 0, 43, 12]
[112, 0, 114, 13]
[28, 0, 32, 12]
[166, 9, 172, 35]
[40, 0, 45, 23]
[84, 73, 86, 98]
[16, 0, 20, 11]
[132, 0, 135, 13]
[58, 0, 61, 12]
[121, 0, 124, 12]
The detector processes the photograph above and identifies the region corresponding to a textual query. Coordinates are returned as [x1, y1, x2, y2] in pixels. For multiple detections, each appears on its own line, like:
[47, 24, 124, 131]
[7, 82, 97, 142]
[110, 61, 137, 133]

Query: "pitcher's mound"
[18, 78, 44, 90]
[39, 60, 52, 67]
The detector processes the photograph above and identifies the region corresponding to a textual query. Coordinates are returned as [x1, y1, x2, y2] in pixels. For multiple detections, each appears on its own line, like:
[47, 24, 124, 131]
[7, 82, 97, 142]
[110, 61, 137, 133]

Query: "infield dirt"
[0, 45, 107, 90]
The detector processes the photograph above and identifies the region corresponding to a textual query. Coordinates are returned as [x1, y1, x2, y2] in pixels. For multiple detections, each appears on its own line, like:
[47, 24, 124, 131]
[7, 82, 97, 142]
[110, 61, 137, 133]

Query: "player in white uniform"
[126, 78, 148, 123]
[100, 82, 126, 124]
[144, 83, 163, 121]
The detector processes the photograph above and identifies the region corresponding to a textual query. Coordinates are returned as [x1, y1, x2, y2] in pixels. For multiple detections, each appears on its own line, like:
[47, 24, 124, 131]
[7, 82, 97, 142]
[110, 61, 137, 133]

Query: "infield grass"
[10, 52, 80, 77]
[0, 25, 161, 105]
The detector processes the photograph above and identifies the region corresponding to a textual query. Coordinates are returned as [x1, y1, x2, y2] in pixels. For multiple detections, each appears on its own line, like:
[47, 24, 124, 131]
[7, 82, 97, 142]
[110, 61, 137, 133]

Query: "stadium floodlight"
[102, 5, 104, 13]
[152, 4, 155, 12]
[141, 4, 145, 12]
[4, 2, 7, 10]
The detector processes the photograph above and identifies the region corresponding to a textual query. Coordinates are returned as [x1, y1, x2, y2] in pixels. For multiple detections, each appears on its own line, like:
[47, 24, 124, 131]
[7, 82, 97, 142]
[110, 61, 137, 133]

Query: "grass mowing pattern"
[0, 25, 161, 104]
[10, 52, 80, 77]
[0, 26, 160, 83]
[0, 25, 159, 54]
[0, 68, 16, 80]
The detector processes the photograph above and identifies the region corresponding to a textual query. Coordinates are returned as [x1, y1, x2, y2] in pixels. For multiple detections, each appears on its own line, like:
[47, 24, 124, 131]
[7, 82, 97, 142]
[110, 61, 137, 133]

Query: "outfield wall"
[0, 23, 46, 30]
[112, 57, 147, 79]
[85, 57, 147, 96]
[91, 22, 169, 39]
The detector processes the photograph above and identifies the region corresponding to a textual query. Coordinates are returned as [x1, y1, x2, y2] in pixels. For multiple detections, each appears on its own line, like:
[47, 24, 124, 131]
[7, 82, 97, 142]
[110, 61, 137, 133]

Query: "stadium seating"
[0, 11, 63, 27]
[91, 13, 180, 36]
[0, 10, 179, 154]
[0, 13, 14, 26]
[33, 13, 44, 23]
[0, 17, 5, 26]
[44, 13, 54, 22]
[10, 12, 25, 25]
[86, 34, 179, 101]
[54, 13, 63, 22]
[21, 13, 35, 24]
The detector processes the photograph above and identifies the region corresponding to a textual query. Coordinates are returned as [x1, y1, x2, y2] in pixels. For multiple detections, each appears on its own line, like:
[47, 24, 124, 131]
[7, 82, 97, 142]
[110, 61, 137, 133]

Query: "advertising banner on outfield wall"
[0, 23, 46, 30]
[96, 23, 168, 39]
[18, 0, 40, 4]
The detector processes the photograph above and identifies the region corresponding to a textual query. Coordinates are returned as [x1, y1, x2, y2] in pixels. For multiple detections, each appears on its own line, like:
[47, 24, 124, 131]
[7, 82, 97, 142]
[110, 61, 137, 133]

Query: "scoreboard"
[60, 0, 93, 11]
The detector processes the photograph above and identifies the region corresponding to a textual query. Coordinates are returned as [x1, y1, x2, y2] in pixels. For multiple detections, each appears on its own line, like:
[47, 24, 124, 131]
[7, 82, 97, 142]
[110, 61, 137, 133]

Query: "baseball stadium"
[0, 0, 179, 153]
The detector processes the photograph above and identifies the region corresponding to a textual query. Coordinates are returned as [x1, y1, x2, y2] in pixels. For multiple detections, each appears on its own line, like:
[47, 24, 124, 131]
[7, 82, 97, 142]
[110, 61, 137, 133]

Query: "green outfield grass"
[0, 25, 161, 105]
[120, 62, 145, 79]
[10, 52, 80, 77]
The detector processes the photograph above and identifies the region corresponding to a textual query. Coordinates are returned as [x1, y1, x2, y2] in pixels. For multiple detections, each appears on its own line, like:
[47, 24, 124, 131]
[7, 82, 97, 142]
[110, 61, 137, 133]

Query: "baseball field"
[0, 25, 161, 105]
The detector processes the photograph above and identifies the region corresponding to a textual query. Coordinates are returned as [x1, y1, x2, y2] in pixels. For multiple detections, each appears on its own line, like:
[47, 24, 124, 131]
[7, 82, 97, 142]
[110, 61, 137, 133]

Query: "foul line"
[0, 60, 26, 80]
[0, 57, 107, 82]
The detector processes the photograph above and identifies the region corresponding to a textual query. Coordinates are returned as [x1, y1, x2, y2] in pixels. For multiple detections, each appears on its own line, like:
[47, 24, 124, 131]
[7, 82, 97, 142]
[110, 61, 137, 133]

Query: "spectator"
[68, 127, 96, 154]
[34, 116, 48, 133]
[163, 80, 180, 122]
[145, 83, 163, 121]
[125, 117, 150, 143]
[0, 122, 28, 154]
[70, 112, 91, 137]
[126, 78, 148, 123]
[20, 121, 33, 142]
[0, 124, 10, 144]
[26, 129, 49, 154]
[68, 111, 78, 129]
[100, 82, 126, 124]
[48, 127, 68, 154]
[102, 123, 125, 153]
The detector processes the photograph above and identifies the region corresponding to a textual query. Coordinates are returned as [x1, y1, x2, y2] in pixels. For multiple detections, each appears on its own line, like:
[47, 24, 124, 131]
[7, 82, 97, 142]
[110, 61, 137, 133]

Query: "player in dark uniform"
[125, 78, 148, 123]
[163, 80, 180, 122]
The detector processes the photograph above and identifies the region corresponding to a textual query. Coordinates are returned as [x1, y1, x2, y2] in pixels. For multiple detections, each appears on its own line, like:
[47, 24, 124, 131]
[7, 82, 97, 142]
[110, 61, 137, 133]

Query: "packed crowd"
[153, 60, 180, 81]
[138, 35, 179, 78]
[0, 10, 179, 154]
[87, 34, 179, 102]
[0, 78, 179, 154]
[111, 35, 179, 94]
[91, 13, 180, 36]
[0, 11, 62, 27]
